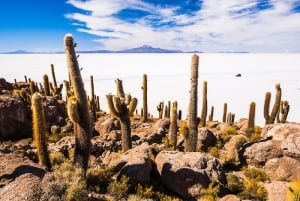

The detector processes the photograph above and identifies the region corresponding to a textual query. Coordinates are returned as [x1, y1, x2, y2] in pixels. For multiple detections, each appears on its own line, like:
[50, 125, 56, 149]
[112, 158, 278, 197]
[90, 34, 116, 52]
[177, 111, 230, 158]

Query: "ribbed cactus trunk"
[185, 54, 199, 152]
[264, 83, 281, 124]
[32, 93, 51, 171]
[222, 103, 227, 123]
[64, 34, 92, 171]
[248, 101, 256, 129]
[169, 101, 178, 150]
[142, 74, 148, 122]
[208, 106, 214, 121]
[90, 75, 97, 121]
[43, 74, 51, 96]
[200, 81, 207, 127]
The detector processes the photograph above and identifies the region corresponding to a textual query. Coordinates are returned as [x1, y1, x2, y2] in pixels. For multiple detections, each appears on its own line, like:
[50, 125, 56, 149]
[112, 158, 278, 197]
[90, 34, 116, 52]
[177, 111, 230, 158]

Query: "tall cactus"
[43, 74, 51, 96]
[185, 54, 199, 152]
[157, 101, 164, 119]
[106, 79, 137, 152]
[248, 101, 256, 129]
[31, 92, 51, 171]
[64, 34, 92, 171]
[169, 101, 178, 150]
[264, 83, 281, 124]
[222, 103, 227, 123]
[141, 74, 148, 122]
[200, 81, 207, 127]
[89, 75, 97, 121]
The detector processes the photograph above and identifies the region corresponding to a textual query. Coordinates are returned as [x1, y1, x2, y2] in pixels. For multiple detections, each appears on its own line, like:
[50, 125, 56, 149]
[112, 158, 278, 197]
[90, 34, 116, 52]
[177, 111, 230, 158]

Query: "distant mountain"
[1, 45, 202, 54]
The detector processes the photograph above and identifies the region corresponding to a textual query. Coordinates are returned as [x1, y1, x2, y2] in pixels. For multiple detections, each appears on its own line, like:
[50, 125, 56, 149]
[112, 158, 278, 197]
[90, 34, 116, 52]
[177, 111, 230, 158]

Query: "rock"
[261, 122, 300, 140]
[43, 96, 67, 128]
[264, 181, 289, 201]
[0, 152, 46, 201]
[219, 194, 241, 201]
[197, 127, 217, 151]
[220, 134, 248, 165]
[94, 116, 120, 136]
[0, 78, 13, 94]
[281, 133, 300, 160]
[243, 139, 283, 166]
[0, 95, 32, 140]
[144, 118, 170, 144]
[155, 151, 226, 199]
[103, 142, 153, 185]
[264, 157, 300, 181]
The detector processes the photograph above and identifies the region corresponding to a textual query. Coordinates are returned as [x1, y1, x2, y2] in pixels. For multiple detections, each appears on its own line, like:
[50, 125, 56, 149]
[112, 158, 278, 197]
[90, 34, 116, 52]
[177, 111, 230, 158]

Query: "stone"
[155, 150, 226, 199]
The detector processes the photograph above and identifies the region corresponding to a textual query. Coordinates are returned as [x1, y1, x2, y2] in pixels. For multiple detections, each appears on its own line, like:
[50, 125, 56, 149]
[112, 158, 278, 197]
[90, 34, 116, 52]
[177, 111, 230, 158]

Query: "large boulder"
[43, 96, 67, 128]
[94, 116, 120, 136]
[0, 153, 46, 201]
[144, 118, 170, 144]
[102, 142, 153, 185]
[197, 127, 217, 151]
[0, 95, 32, 140]
[264, 157, 300, 181]
[261, 122, 300, 140]
[155, 151, 226, 199]
[264, 181, 289, 201]
[243, 139, 283, 166]
[281, 133, 300, 160]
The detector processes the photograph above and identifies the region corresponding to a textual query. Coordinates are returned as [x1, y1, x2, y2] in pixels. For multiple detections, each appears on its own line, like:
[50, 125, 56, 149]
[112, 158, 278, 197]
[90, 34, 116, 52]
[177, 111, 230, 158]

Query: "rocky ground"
[1, 77, 300, 201]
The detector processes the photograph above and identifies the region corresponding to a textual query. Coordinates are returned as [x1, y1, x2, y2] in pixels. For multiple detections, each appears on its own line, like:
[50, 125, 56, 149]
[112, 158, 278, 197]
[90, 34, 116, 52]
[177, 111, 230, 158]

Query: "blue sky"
[1, 0, 300, 53]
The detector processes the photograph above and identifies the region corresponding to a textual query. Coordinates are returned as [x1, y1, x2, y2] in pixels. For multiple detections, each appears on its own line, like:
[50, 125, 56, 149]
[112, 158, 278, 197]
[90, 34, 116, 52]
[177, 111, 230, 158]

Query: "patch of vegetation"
[86, 166, 113, 193]
[245, 126, 262, 141]
[198, 182, 221, 201]
[107, 175, 130, 200]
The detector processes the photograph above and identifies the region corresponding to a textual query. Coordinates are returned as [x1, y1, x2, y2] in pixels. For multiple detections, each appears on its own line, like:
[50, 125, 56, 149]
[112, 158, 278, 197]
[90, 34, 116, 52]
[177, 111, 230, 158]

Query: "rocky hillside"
[0, 76, 300, 201]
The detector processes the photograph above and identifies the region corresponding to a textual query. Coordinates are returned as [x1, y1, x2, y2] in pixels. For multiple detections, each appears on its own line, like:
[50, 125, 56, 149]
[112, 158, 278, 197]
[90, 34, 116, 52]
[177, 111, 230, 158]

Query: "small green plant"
[86, 166, 113, 193]
[198, 182, 220, 201]
[107, 175, 130, 200]
[226, 173, 244, 194]
[239, 178, 267, 201]
[136, 184, 155, 199]
[242, 167, 269, 182]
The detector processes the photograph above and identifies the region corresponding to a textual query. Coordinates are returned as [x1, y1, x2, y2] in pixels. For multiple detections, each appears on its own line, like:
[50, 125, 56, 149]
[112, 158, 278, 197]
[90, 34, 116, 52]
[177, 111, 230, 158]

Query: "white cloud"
[66, 0, 300, 52]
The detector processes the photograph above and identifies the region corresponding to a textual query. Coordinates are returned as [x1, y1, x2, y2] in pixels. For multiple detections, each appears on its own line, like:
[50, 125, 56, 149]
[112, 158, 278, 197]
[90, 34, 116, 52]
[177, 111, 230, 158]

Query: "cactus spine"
[106, 79, 137, 152]
[264, 83, 281, 124]
[185, 54, 199, 152]
[142, 74, 148, 122]
[248, 101, 256, 129]
[31, 92, 51, 171]
[169, 101, 178, 150]
[200, 81, 207, 127]
[64, 34, 92, 171]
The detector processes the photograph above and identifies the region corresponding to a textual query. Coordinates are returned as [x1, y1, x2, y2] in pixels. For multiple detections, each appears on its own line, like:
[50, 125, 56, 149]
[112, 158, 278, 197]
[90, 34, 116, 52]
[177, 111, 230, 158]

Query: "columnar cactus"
[200, 81, 207, 127]
[185, 54, 199, 152]
[277, 100, 290, 123]
[64, 34, 92, 171]
[49, 64, 63, 99]
[43, 74, 51, 96]
[209, 106, 214, 121]
[248, 101, 256, 129]
[31, 92, 51, 171]
[222, 103, 227, 123]
[169, 101, 178, 150]
[89, 75, 97, 121]
[157, 101, 164, 119]
[106, 79, 137, 152]
[264, 83, 281, 124]
[141, 74, 148, 122]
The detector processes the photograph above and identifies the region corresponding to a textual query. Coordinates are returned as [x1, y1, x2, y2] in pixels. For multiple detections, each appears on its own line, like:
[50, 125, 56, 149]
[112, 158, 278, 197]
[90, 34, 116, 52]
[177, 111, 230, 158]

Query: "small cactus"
[222, 103, 227, 123]
[157, 101, 164, 119]
[169, 101, 178, 150]
[248, 101, 256, 129]
[200, 81, 207, 127]
[141, 74, 148, 122]
[31, 93, 51, 171]
[264, 83, 281, 124]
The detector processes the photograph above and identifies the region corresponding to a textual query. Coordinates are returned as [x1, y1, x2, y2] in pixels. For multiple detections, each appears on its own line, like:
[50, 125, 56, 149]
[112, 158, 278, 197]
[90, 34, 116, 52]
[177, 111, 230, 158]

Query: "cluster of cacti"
[49, 64, 63, 99]
[287, 181, 300, 201]
[248, 101, 256, 129]
[141, 74, 148, 122]
[106, 79, 137, 152]
[169, 101, 178, 150]
[64, 34, 92, 171]
[31, 92, 52, 171]
[264, 83, 281, 124]
[200, 81, 207, 127]
[185, 54, 199, 152]
[227, 112, 235, 125]
[157, 101, 164, 119]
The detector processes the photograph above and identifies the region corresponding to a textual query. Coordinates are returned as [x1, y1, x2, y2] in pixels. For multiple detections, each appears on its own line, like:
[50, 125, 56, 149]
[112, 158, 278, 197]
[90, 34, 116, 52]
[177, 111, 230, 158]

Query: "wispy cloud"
[66, 0, 300, 52]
